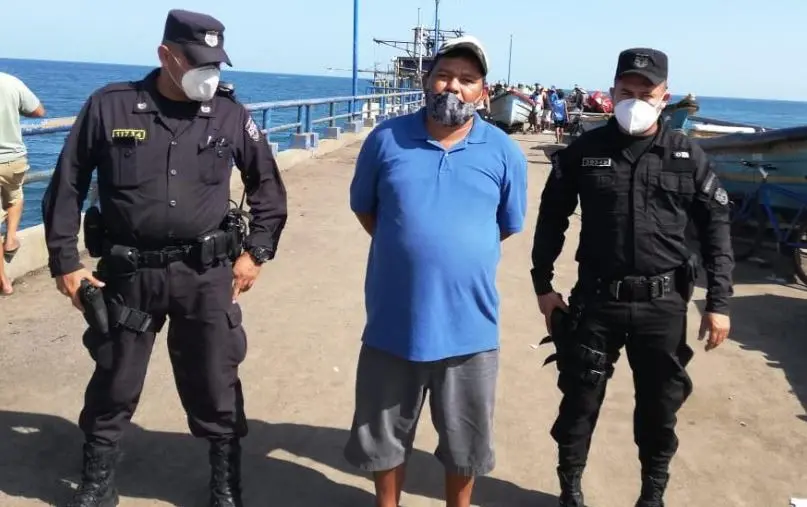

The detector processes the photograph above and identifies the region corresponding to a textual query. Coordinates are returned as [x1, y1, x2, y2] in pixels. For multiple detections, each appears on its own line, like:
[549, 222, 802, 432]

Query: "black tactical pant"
[551, 287, 694, 477]
[79, 261, 248, 446]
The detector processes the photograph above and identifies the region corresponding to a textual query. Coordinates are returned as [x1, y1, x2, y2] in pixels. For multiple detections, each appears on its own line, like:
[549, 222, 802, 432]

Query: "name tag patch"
[672, 151, 690, 159]
[111, 129, 147, 141]
[581, 157, 612, 167]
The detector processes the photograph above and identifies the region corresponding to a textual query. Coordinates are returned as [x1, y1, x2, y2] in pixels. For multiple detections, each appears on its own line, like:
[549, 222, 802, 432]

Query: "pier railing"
[21, 89, 424, 187]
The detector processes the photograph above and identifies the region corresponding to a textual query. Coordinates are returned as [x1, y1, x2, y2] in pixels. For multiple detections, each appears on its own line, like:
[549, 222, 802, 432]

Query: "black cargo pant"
[79, 260, 248, 446]
[551, 286, 694, 477]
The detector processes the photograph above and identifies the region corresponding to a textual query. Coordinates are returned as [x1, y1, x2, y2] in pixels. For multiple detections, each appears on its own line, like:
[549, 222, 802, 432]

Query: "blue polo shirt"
[350, 109, 528, 362]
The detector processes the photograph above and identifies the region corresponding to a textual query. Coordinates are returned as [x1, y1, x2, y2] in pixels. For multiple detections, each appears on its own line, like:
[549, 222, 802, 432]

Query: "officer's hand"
[698, 312, 730, 351]
[55, 268, 105, 312]
[537, 292, 568, 334]
[232, 253, 261, 301]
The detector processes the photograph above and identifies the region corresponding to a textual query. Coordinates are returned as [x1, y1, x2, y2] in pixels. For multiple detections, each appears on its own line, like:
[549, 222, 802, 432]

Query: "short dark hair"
[431, 48, 485, 77]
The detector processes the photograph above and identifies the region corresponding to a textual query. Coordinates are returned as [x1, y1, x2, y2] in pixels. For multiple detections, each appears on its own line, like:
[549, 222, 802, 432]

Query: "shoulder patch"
[581, 157, 612, 167]
[245, 115, 261, 142]
[714, 187, 729, 206]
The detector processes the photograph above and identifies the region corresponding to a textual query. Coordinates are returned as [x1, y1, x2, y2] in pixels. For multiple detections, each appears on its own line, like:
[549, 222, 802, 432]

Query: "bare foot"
[0, 278, 13, 296]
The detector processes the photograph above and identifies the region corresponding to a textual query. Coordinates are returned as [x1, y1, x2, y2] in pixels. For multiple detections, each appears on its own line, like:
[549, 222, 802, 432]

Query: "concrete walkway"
[1, 133, 805, 507]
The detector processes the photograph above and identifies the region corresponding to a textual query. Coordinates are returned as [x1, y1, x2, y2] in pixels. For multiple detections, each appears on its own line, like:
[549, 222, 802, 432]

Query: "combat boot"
[634, 473, 669, 507]
[209, 438, 243, 507]
[557, 466, 585, 507]
[63, 443, 119, 507]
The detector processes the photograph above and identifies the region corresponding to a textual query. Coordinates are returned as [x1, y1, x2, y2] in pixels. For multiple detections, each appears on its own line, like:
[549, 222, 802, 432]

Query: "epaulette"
[96, 81, 138, 96]
[216, 82, 237, 102]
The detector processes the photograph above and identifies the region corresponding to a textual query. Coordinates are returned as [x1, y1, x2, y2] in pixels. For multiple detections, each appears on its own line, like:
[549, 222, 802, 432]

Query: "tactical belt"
[597, 271, 676, 302]
[137, 245, 194, 268]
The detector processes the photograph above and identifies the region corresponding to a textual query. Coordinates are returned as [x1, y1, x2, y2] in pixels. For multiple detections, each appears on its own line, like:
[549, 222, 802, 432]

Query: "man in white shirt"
[0, 72, 45, 294]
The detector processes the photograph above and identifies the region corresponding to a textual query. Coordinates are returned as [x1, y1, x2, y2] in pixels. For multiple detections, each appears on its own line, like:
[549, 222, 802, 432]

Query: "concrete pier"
[1, 131, 805, 506]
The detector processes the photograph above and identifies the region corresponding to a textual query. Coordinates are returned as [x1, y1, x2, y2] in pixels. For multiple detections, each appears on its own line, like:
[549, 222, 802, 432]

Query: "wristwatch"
[246, 246, 273, 265]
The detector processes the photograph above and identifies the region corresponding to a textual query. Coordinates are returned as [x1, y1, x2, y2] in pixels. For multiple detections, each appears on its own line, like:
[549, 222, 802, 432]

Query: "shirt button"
[170, 169, 177, 176]
[170, 140, 177, 146]
[169, 200, 177, 207]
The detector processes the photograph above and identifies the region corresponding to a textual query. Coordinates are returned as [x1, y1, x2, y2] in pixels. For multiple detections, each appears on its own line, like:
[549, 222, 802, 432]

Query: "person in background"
[551, 89, 568, 143]
[541, 86, 553, 133]
[344, 35, 527, 507]
[526, 86, 543, 134]
[0, 72, 45, 295]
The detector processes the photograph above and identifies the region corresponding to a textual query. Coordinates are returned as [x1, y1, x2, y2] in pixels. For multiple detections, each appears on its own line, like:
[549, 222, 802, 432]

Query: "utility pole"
[507, 34, 513, 86]
[352, 0, 359, 117]
[433, 0, 441, 56]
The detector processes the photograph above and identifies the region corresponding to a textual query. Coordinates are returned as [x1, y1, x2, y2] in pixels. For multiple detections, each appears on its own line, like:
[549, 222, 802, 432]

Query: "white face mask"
[168, 52, 221, 102]
[614, 98, 666, 135]
[180, 66, 221, 102]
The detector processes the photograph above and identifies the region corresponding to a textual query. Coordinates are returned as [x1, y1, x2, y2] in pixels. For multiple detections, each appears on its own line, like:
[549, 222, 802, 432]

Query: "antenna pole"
[507, 34, 513, 86]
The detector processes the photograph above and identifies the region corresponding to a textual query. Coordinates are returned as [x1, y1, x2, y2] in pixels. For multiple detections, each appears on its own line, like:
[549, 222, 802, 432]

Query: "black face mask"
[425, 90, 479, 126]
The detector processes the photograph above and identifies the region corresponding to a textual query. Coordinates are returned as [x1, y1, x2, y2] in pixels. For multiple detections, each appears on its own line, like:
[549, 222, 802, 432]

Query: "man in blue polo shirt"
[344, 35, 528, 507]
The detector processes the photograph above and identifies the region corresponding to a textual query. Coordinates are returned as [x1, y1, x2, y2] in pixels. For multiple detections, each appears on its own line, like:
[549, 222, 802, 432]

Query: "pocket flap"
[226, 303, 243, 329]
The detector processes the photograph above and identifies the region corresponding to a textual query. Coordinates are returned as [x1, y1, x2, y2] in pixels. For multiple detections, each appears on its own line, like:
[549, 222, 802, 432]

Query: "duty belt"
[137, 245, 194, 268]
[597, 271, 676, 302]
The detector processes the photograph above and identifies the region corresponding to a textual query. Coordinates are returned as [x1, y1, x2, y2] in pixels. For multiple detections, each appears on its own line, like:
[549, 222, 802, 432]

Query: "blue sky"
[4, 0, 805, 101]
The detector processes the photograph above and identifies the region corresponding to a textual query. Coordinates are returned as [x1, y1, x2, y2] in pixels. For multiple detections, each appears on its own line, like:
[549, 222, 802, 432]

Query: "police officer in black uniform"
[42, 9, 287, 507]
[530, 48, 733, 507]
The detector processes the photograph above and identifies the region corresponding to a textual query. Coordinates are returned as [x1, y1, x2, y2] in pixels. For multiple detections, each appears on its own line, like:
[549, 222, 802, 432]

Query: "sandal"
[3, 243, 20, 263]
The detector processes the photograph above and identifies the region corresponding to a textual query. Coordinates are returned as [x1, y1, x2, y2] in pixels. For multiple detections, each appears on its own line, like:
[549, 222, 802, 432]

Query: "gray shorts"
[344, 344, 499, 476]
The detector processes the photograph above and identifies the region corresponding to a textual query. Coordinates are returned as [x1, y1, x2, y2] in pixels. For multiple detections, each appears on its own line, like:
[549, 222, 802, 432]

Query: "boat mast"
[507, 34, 513, 86]
[417, 8, 423, 78]
[433, 0, 441, 56]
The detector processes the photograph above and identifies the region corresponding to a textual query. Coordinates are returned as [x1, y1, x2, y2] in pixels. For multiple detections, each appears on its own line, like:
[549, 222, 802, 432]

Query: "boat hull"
[489, 92, 533, 131]
[696, 126, 807, 211]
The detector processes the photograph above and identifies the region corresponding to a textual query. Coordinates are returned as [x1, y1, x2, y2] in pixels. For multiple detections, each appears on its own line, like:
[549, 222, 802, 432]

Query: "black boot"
[209, 438, 243, 507]
[634, 473, 669, 507]
[63, 443, 119, 507]
[557, 466, 585, 507]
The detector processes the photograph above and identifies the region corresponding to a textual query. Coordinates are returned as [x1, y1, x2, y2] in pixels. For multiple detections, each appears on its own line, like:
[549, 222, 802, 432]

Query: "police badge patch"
[245, 116, 261, 142]
[714, 188, 729, 206]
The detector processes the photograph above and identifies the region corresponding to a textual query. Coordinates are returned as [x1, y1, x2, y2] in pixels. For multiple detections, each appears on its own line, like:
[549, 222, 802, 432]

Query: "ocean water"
[2, 57, 807, 229]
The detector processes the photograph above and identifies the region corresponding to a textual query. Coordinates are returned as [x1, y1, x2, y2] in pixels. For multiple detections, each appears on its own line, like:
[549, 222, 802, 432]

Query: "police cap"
[615, 48, 668, 85]
[163, 9, 232, 67]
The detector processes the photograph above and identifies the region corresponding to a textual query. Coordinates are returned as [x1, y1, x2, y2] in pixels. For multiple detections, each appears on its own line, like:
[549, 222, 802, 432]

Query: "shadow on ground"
[0, 411, 557, 507]
[694, 293, 807, 423]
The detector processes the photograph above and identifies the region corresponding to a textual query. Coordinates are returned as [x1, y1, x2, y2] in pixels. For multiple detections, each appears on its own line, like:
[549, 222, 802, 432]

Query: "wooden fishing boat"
[489, 90, 534, 132]
[696, 126, 807, 210]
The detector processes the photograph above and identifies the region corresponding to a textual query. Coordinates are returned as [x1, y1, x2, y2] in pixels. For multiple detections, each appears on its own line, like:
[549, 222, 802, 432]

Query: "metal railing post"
[304, 105, 313, 133]
[262, 109, 272, 141]
[296, 106, 303, 134]
[329, 102, 336, 127]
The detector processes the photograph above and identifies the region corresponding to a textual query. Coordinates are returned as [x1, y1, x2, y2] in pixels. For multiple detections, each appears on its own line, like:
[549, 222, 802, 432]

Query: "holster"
[539, 295, 616, 387]
[675, 254, 699, 303]
[83, 205, 106, 258]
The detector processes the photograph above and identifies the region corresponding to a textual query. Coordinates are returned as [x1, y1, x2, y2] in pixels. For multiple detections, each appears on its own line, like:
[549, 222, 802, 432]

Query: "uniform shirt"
[350, 109, 528, 362]
[531, 117, 734, 314]
[0, 72, 41, 163]
[42, 69, 288, 276]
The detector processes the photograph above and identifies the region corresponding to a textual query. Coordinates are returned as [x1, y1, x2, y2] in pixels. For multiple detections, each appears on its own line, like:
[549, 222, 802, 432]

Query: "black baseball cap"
[163, 9, 232, 67]
[615, 48, 668, 85]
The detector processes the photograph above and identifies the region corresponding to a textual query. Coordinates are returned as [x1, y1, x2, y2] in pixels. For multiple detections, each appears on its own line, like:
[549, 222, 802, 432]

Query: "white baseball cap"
[435, 35, 489, 76]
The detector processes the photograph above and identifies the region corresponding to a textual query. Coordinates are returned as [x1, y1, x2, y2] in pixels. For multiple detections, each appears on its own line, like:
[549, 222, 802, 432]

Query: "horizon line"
[1, 56, 805, 104]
